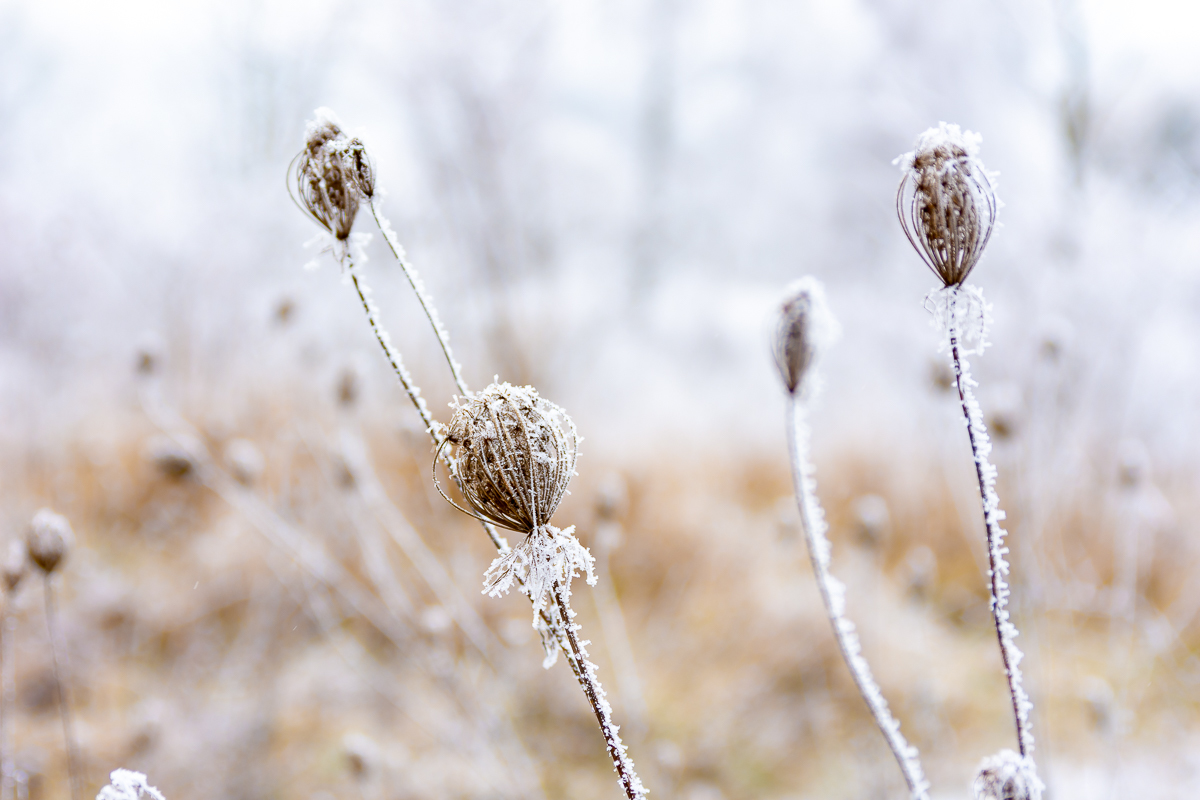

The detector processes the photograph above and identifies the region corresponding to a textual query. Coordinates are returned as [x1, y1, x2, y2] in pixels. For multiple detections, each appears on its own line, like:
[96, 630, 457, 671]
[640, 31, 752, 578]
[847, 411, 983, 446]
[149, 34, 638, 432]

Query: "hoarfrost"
[96, 770, 166, 800]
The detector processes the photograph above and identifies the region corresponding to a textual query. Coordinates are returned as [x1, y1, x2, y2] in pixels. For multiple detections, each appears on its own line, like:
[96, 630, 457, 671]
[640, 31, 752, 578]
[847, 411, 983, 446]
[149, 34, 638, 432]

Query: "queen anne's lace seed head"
[436, 382, 578, 533]
[27, 508, 73, 575]
[897, 122, 998, 287]
[290, 109, 362, 242]
[973, 750, 1043, 800]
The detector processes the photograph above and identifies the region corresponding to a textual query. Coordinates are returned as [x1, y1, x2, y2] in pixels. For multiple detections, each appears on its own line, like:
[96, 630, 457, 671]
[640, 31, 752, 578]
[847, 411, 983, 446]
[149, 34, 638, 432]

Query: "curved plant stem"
[43, 579, 81, 800]
[946, 289, 1035, 758]
[553, 583, 647, 800]
[786, 397, 930, 799]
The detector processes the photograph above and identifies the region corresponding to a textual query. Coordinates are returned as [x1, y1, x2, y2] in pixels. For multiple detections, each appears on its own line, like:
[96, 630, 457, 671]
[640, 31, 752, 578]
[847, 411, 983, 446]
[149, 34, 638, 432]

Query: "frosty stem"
[786, 397, 930, 800]
[369, 202, 470, 396]
[43, 579, 81, 800]
[945, 288, 1034, 759]
[553, 582, 647, 800]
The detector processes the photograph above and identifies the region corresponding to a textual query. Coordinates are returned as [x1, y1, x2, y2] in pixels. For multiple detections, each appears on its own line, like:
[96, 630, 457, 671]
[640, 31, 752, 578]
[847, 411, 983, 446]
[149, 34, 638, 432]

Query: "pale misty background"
[1, 0, 1199, 798]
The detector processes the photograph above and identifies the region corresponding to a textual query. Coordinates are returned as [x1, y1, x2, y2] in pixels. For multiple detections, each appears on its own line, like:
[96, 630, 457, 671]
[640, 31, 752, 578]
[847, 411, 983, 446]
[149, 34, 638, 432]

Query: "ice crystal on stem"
[96, 769, 166, 800]
[775, 280, 930, 800]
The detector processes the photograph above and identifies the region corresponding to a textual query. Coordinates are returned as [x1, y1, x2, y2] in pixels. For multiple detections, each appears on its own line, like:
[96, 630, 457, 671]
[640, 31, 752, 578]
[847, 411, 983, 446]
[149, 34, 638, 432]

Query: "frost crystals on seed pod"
[897, 122, 999, 287]
[772, 277, 838, 396]
[289, 108, 372, 252]
[973, 750, 1044, 800]
[433, 382, 596, 618]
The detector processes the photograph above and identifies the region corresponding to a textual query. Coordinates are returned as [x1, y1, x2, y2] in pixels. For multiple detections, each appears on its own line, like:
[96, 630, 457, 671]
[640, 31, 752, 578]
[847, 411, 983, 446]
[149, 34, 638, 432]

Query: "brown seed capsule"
[289, 110, 361, 242]
[434, 382, 578, 533]
[973, 750, 1043, 800]
[774, 289, 815, 394]
[26, 509, 74, 575]
[897, 123, 998, 287]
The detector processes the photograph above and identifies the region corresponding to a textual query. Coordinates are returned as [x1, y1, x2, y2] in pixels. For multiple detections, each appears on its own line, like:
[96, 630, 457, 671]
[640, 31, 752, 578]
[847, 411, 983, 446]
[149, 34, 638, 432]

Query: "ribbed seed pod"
[434, 382, 593, 613]
[27, 508, 74, 575]
[897, 123, 998, 287]
[774, 288, 815, 395]
[438, 382, 577, 533]
[289, 110, 361, 242]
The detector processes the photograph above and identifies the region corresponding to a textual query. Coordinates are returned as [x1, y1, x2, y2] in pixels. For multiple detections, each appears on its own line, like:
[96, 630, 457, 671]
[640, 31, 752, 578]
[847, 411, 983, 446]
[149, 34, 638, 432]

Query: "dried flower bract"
[27, 508, 74, 575]
[434, 382, 595, 614]
[897, 122, 998, 287]
[290, 108, 363, 243]
[973, 750, 1043, 800]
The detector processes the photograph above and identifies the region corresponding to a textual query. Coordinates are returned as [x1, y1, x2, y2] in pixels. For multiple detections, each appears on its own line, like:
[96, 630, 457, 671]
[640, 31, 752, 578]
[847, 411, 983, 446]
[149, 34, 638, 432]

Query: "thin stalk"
[343, 242, 645, 797]
[42, 579, 81, 800]
[786, 397, 930, 800]
[369, 203, 470, 396]
[553, 582, 647, 800]
[946, 290, 1035, 758]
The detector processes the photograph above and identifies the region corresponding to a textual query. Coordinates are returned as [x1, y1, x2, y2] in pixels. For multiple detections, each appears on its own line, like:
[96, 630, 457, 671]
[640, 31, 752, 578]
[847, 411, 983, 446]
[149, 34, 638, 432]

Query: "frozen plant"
[773, 278, 931, 800]
[26, 509, 82, 800]
[897, 124, 1039, 772]
[96, 770, 166, 800]
[290, 110, 648, 800]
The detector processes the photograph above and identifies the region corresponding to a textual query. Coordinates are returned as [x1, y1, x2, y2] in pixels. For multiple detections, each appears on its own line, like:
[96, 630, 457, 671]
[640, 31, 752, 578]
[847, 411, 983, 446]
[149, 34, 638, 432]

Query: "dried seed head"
[772, 277, 836, 395]
[26, 508, 74, 575]
[345, 137, 376, 200]
[147, 435, 199, 479]
[973, 750, 1043, 800]
[897, 122, 998, 287]
[3, 539, 27, 593]
[290, 108, 361, 242]
[436, 382, 578, 533]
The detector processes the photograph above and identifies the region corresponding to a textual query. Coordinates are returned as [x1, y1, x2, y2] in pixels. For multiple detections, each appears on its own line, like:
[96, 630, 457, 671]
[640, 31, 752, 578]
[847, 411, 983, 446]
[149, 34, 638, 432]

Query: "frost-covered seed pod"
[972, 750, 1043, 800]
[3, 539, 27, 593]
[439, 382, 578, 533]
[26, 509, 74, 575]
[147, 435, 198, 479]
[897, 123, 998, 287]
[773, 289, 815, 394]
[290, 109, 361, 241]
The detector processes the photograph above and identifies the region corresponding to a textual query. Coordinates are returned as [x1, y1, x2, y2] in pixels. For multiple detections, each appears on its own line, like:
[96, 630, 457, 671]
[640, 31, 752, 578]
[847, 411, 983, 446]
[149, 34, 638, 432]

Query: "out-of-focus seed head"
[147, 435, 200, 479]
[3, 539, 27, 593]
[224, 438, 265, 487]
[26, 508, 74, 575]
[772, 277, 837, 395]
[897, 122, 998, 287]
[290, 108, 361, 242]
[435, 382, 579, 533]
[973, 750, 1043, 800]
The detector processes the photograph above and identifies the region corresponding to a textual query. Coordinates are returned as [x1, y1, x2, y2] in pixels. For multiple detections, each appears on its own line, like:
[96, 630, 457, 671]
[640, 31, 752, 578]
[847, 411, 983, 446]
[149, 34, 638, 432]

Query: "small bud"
[26, 509, 74, 575]
[772, 277, 836, 395]
[897, 122, 998, 287]
[3, 540, 27, 593]
[973, 750, 1043, 800]
[345, 137, 376, 200]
